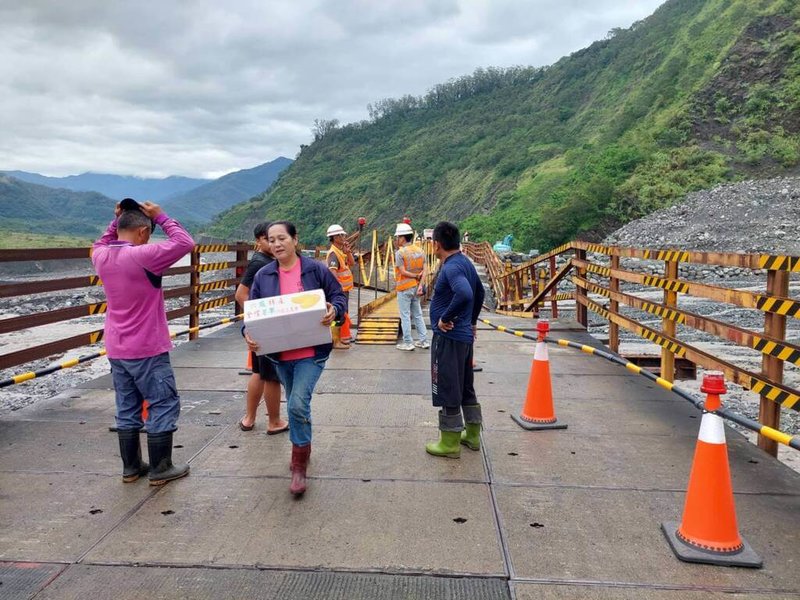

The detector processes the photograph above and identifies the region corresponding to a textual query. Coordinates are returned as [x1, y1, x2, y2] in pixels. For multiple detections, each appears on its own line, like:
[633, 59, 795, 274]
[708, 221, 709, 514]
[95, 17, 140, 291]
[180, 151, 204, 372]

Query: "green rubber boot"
[425, 430, 462, 459]
[460, 423, 481, 451]
[460, 404, 482, 451]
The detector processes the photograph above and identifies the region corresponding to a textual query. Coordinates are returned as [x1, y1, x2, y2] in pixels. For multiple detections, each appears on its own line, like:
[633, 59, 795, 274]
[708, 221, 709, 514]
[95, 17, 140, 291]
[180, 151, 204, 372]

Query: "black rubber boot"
[147, 431, 189, 486]
[118, 430, 149, 483]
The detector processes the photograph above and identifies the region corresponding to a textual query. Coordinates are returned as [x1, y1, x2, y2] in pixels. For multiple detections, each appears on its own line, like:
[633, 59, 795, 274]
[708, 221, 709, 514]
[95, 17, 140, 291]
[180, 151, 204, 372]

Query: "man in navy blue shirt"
[426, 221, 485, 459]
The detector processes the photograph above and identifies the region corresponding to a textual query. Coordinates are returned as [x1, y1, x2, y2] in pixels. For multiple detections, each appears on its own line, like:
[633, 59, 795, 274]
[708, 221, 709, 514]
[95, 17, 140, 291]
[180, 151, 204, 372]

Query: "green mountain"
[0, 175, 116, 238]
[162, 157, 293, 224]
[205, 0, 800, 251]
[1, 170, 209, 203]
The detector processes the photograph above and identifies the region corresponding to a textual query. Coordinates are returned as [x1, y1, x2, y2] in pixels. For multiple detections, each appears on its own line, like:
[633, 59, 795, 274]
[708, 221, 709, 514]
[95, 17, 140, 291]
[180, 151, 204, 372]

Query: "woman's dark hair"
[253, 221, 271, 239]
[268, 220, 297, 238]
[268, 220, 301, 256]
[402, 234, 413, 243]
[432, 221, 460, 251]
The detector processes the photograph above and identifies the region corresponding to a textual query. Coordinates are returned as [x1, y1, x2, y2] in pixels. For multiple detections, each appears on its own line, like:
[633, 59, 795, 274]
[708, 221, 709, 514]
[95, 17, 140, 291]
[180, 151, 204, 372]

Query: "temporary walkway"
[1, 314, 800, 599]
[354, 290, 401, 345]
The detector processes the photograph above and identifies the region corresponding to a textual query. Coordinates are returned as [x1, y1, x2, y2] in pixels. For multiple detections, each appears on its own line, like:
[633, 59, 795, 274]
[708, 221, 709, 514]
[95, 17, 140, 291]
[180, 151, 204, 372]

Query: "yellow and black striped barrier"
[758, 255, 800, 272]
[0, 314, 243, 389]
[195, 243, 232, 253]
[478, 317, 800, 452]
[754, 295, 800, 318]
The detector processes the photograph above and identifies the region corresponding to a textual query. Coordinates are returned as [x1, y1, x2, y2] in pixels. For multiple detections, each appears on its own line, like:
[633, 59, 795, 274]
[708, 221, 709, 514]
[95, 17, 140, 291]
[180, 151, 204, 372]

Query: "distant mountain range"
[0, 157, 293, 237]
[2, 171, 209, 203]
[161, 157, 293, 223]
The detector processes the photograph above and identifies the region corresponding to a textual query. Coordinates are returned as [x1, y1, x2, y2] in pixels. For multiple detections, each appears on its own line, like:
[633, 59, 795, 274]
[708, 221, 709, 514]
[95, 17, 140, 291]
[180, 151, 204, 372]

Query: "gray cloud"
[0, 0, 665, 178]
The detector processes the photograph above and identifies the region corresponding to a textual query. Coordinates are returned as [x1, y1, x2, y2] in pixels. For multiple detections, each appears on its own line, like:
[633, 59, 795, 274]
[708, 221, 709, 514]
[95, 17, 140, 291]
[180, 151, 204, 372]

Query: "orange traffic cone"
[662, 372, 761, 568]
[239, 352, 253, 376]
[141, 399, 149, 422]
[511, 319, 567, 431]
[340, 312, 352, 344]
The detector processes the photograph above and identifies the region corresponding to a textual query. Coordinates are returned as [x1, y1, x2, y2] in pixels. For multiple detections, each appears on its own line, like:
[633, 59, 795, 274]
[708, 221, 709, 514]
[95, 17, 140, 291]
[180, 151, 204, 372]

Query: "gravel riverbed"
[0, 255, 238, 416]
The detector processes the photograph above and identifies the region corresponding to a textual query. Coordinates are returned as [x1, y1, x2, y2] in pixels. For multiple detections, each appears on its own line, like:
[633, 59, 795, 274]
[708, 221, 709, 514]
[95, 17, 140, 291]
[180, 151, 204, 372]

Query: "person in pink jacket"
[92, 198, 194, 485]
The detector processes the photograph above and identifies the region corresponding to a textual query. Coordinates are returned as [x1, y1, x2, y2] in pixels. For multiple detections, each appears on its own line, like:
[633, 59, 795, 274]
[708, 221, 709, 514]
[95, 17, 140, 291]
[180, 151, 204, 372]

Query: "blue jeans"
[109, 352, 180, 434]
[273, 357, 326, 446]
[397, 288, 428, 344]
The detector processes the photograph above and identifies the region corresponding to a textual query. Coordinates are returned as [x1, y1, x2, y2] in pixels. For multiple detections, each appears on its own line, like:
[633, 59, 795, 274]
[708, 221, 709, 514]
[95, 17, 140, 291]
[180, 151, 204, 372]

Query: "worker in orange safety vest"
[326, 224, 354, 349]
[394, 222, 429, 351]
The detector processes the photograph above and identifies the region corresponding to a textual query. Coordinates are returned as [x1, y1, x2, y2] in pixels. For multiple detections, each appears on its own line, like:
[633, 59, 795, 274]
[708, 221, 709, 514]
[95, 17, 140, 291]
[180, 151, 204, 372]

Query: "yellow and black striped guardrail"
[578, 294, 800, 410]
[0, 314, 243, 389]
[578, 259, 800, 320]
[195, 244, 232, 253]
[195, 278, 237, 293]
[478, 317, 800, 452]
[758, 255, 800, 272]
[577, 276, 800, 368]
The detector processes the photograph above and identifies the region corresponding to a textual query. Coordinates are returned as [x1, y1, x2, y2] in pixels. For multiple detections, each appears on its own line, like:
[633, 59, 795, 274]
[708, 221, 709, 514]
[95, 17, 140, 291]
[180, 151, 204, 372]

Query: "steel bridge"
[0, 236, 798, 598]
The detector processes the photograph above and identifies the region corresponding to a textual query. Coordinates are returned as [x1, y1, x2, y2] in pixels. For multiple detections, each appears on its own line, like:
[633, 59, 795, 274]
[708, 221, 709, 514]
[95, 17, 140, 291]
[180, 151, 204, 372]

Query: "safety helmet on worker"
[326, 224, 347, 238]
[394, 223, 413, 237]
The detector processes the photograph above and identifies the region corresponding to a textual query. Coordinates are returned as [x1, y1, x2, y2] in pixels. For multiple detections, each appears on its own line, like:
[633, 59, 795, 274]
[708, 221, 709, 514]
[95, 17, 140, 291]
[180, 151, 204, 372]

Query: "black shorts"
[251, 351, 280, 383]
[431, 334, 476, 408]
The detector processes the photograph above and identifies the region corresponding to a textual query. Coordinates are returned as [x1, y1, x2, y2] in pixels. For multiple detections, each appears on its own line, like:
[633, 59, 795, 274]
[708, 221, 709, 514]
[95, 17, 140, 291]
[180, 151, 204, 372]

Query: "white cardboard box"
[244, 289, 331, 355]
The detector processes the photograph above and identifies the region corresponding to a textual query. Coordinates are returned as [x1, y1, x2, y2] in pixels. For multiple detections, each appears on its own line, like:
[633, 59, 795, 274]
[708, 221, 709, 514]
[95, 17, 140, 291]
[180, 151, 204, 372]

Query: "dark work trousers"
[431, 334, 477, 409]
[110, 352, 180, 433]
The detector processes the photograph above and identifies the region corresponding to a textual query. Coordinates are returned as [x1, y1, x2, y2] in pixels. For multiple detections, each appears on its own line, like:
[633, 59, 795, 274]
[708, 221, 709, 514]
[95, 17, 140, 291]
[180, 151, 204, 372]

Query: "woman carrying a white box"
[243, 221, 348, 497]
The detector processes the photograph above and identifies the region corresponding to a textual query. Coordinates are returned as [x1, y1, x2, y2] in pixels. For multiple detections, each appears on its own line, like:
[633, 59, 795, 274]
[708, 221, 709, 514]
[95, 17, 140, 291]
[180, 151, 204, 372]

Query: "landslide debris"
[604, 176, 800, 255]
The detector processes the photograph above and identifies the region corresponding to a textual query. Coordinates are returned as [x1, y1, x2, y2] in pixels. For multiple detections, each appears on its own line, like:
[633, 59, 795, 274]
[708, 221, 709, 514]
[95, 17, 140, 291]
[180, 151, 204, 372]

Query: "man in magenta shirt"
[92, 198, 194, 485]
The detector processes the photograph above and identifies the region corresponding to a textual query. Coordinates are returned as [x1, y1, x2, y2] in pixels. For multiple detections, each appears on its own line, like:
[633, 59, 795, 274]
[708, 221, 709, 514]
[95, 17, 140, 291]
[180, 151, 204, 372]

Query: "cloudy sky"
[0, 1, 666, 179]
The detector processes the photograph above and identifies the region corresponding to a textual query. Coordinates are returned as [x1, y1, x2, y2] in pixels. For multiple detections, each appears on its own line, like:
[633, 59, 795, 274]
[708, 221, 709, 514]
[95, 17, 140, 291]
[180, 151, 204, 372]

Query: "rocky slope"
[604, 176, 800, 255]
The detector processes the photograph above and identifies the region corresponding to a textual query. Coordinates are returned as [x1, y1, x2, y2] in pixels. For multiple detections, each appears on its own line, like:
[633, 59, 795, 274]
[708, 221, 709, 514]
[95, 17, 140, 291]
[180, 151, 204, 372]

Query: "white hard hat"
[394, 223, 413, 236]
[326, 224, 346, 237]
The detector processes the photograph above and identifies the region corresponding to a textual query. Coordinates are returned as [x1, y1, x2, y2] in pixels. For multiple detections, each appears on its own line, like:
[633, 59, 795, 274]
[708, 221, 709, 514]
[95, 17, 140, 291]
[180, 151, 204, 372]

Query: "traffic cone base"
[661, 522, 762, 568]
[510, 413, 567, 430]
[239, 351, 253, 376]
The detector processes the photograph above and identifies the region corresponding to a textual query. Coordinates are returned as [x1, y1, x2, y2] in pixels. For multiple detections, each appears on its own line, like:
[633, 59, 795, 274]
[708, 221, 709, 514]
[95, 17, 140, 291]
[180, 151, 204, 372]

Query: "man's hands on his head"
[140, 201, 163, 219]
[115, 200, 162, 220]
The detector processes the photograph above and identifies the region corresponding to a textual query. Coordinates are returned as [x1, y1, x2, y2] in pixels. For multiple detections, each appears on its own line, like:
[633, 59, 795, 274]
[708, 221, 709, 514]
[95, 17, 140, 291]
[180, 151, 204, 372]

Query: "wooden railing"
[0, 242, 250, 371]
[466, 240, 800, 457]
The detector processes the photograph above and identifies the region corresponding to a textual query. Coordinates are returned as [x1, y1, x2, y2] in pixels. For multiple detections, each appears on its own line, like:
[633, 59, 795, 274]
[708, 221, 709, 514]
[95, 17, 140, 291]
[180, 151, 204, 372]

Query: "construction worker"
[326, 223, 354, 349]
[394, 222, 429, 351]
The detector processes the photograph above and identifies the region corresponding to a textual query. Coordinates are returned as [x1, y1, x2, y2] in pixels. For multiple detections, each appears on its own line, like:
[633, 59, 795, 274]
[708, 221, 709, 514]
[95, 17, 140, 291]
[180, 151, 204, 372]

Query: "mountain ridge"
[0, 175, 116, 238]
[1, 157, 293, 235]
[1, 171, 209, 203]
[161, 157, 293, 224]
